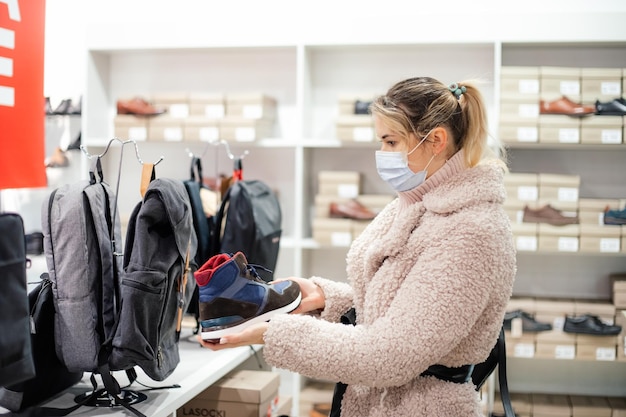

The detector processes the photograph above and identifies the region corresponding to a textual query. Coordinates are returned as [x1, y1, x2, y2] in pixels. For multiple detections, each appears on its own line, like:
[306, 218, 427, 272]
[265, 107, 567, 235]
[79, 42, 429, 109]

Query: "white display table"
[2, 330, 262, 417]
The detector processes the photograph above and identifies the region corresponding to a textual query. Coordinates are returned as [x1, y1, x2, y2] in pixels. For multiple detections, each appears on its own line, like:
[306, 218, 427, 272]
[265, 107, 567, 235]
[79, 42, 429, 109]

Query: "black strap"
[497, 327, 515, 417]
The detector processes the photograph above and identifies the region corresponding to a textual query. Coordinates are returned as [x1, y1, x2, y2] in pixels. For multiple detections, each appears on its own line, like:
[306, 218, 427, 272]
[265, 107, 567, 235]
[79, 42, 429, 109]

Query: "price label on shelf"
[558, 237, 579, 252]
[516, 236, 537, 252]
[235, 127, 255, 142]
[517, 127, 538, 142]
[601, 129, 622, 144]
[169, 104, 189, 118]
[599, 238, 620, 253]
[517, 186, 538, 201]
[596, 347, 616, 361]
[352, 127, 374, 142]
[518, 79, 539, 94]
[559, 81, 580, 95]
[331, 232, 351, 247]
[128, 127, 147, 141]
[199, 127, 219, 142]
[164, 128, 183, 142]
[554, 345, 575, 360]
[518, 104, 539, 118]
[558, 128, 579, 144]
[205, 104, 225, 118]
[601, 81, 621, 96]
[514, 343, 535, 358]
[557, 187, 578, 202]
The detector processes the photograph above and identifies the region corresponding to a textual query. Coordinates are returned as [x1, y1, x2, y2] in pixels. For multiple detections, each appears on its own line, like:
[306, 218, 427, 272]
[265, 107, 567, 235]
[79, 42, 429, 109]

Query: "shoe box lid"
[570, 395, 612, 417]
[498, 114, 540, 126]
[538, 224, 580, 237]
[538, 173, 581, 187]
[581, 115, 624, 127]
[493, 392, 532, 415]
[579, 198, 622, 211]
[535, 329, 576, 343]
[225, 93, 277, 120]
[501, 65, 540, 77]
[506, 297, 536, 313]
[574, 300, 616, 317]
[580, 224, 622, 237]
[534, 298, 575, 315]
[540, 66, 582, 78]
[504, 172, 539, 186]
[318, 170, 361, 184]
[538, 114, 582, 128]
[581, 67, 623, 79]
[511, 222, 538, 235]
[192, 370, 280, 403]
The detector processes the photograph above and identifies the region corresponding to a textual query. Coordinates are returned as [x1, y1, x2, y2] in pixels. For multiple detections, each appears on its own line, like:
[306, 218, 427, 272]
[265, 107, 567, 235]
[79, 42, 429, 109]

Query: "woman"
[201, 76, 516, 416]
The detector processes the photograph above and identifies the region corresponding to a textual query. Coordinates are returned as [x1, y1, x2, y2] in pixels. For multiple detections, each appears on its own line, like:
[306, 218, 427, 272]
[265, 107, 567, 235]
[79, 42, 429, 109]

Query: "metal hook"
[131, 140, 164, 166]
[81, 138, 163, 166]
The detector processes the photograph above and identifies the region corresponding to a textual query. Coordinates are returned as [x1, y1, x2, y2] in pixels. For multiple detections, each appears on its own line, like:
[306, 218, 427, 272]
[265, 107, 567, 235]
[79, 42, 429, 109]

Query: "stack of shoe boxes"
[612, 273, 626, 362]
[312, 170, 393, 246]
[335, 94, 376, 143]
[492, 392, 532, 417]
[114, 92, 277, 143]
[149, 93, 189, 141]
[220, 93, 276, 142]
[184, 93, 225, 142]
[574, 300, 618, 361]
[504, 173, 539, 251]
[499, 66, 541, 143]
[536, 173, 580, 252]
[539, 66, 583, 144]
[581, 68, 624, 145]
[534, 298, 576, 360]
[499, 65, 626, 146]
[176, 370, 282, 417]
[579, 198, 625, 254]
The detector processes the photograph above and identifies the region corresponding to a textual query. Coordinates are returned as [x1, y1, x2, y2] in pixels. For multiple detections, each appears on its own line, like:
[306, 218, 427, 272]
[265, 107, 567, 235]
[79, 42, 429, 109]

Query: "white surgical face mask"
[375, 131, 436, 192]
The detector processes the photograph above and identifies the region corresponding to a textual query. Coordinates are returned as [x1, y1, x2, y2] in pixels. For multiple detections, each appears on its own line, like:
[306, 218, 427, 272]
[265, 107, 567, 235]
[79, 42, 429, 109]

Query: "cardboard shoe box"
[317, 171, 360, 198]
[504, 172, 539, 202]
[152, 92, 190, 118]
[177, 370, 280, 417]
[535, 329, 576, 360]
[532, 393, 572, 417]
[538, 224, 580, 252]
[498, 115, 539, 143]
[500, 66, 541, 99]
[511, 223, 538, 252]
[225, 93, 277, 120]
[183, 116, 221, 143]
[611, 273, 626, 309]
[312, 218, 352, 247]
[580, 115, 623, 145]
[148, 115, 185, 142]
[114, 115, 149, 142]
[538, 173, 580, 203]
[336, 115, 375, 142]
[189, 93, 226, 118]
[219, 117, 275, 142]
[580, 67, 623, 104]
[540, 66, 582, 103]
[569, 394, 611, 417]
[539, 115, 581, 144]
[579, 224, 621, 253]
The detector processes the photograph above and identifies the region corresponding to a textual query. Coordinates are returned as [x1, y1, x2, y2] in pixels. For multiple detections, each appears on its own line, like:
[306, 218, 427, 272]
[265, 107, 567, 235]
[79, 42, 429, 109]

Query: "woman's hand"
[198, 322, 269, 350]
[277, 277, 325, 315]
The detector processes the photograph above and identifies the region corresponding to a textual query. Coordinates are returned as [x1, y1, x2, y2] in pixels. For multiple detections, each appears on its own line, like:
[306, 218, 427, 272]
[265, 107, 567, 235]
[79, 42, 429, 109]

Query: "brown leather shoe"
[310, 402, 331, 417]
[329, 199, 376, 220]
[522, 204, 579, 226]
[45, 147, 69, 168]
[117, 97, 166, 116]
[539, 96, 595, 117]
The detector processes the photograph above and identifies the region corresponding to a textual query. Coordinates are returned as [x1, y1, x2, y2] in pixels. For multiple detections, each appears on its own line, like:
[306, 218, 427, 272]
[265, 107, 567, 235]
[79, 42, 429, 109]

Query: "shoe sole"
[201, 292, 302, 341]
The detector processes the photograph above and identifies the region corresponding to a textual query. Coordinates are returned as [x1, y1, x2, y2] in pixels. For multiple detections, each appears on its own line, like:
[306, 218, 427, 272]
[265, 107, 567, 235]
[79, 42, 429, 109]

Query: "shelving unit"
[79, 8, 626, 414]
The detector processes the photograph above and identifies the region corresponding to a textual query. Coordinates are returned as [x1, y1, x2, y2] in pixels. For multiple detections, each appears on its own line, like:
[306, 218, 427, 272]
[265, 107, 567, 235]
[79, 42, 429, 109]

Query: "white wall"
[43, 0, 626, 102]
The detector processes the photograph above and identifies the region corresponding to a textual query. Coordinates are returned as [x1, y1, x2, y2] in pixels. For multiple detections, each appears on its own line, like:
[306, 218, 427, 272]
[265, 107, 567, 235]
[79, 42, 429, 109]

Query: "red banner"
[0, 0, 46, 190]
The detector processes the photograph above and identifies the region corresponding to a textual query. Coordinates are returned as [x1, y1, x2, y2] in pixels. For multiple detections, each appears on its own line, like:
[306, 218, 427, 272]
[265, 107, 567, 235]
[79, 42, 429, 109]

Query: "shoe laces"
[245, 263, 273, 283]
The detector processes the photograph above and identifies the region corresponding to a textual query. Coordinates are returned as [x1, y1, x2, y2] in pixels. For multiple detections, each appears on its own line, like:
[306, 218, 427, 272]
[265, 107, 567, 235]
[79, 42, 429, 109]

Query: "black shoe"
[595, 98, 626, 116]
[354, 100, 371, 115]
[563, 314, 622, 335]
[52, 98, 71, 115]
[503, 309, 552, 332]
[25, 232, 44, 255]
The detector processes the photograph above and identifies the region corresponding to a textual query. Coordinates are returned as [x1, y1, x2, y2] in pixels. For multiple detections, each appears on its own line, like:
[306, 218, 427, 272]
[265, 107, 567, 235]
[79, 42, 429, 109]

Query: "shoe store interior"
[1, 1, 626, 417]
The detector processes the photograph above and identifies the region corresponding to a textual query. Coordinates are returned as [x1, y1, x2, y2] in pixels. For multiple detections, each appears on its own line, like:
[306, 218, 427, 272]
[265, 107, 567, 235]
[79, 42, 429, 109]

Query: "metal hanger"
[185, 139, 249, 161]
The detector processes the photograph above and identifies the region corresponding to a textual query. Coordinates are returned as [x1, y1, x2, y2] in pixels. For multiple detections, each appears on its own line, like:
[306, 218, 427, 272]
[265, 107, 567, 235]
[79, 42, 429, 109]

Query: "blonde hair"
[370, 76, 507, 168]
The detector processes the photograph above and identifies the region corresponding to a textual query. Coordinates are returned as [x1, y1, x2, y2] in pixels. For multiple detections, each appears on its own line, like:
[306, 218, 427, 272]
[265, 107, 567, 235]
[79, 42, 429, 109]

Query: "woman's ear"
[430, 127, 448, 155]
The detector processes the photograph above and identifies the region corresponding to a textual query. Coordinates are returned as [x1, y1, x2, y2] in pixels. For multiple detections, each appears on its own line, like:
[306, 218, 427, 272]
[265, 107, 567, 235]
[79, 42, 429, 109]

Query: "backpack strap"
[496, 327, 515, 417]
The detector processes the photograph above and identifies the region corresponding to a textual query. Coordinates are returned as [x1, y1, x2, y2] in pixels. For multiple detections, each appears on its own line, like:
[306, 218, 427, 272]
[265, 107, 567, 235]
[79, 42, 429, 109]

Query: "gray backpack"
[41, 159, 196, 414]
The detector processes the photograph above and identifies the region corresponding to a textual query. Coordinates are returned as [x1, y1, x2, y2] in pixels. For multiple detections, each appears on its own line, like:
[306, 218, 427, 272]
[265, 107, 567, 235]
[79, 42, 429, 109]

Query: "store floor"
[299, 379, 334, 417]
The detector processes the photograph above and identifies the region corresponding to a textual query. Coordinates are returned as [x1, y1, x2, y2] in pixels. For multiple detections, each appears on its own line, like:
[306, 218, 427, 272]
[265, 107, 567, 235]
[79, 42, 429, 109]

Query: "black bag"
[0, 275, 83, 412]
[182, 157, 218, 330]
[213, 179, 282, 282]
[330, 308, 514, 417]
[0, 212, 35, 388]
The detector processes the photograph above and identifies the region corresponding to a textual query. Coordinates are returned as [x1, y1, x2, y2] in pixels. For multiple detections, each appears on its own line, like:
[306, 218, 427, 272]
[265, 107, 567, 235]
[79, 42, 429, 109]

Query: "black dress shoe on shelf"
[503, 310, 552, 332]
[563, 314, 622, 336]
[595, 98, 626, 116]
[52, 98, 72, 115]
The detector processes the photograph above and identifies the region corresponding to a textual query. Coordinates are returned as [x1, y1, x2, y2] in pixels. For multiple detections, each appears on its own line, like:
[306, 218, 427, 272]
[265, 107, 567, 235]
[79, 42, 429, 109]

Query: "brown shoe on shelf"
[310, 402, 331, 417]
[329, 199, 376, 220]
[116, 97, 166, 116]
[45, 147, 69, 168]
[522, 204, 579, 226]
[539, 96, 595, 117]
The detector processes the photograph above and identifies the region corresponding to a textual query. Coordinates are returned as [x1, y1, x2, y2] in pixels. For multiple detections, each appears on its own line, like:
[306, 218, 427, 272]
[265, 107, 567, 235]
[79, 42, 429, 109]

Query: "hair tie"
[448, 83, 466, 99]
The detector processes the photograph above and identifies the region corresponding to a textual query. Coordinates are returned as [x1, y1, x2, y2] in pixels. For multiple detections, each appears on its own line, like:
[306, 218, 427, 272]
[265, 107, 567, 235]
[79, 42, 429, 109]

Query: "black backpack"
[213, 179, 282, 282]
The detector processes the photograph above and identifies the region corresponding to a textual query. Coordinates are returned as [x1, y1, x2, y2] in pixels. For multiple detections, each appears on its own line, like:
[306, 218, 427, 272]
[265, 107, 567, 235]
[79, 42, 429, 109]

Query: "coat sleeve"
[262, 209, 515, 387]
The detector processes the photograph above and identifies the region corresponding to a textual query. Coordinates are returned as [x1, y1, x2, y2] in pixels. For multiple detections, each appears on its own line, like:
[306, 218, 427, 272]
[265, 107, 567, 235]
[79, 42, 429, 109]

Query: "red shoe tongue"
[194, 253, 232, 285]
